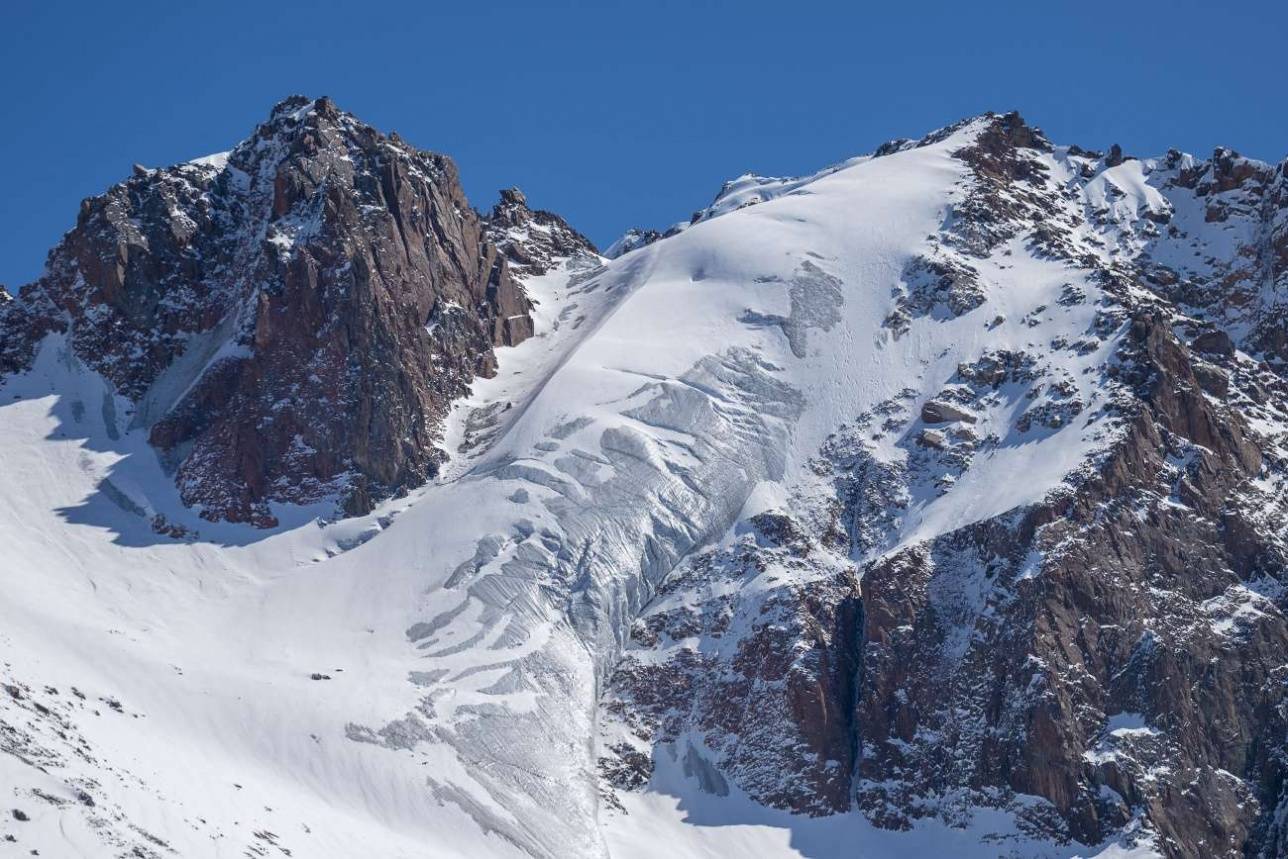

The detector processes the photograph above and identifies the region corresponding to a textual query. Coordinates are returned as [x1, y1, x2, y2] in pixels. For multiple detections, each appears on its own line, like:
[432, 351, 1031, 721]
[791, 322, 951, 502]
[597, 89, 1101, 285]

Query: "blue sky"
[3, 0, 1286, 289]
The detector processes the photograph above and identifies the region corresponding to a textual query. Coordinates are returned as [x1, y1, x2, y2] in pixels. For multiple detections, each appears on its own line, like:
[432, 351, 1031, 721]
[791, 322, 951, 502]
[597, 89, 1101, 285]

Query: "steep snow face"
[6, 111, 1267, 859]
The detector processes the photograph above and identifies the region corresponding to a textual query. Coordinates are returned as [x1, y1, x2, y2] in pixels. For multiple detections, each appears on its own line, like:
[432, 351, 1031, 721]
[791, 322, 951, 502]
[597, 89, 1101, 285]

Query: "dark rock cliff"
[856, 313, 1288, 857]
[0, 96, 550, 525]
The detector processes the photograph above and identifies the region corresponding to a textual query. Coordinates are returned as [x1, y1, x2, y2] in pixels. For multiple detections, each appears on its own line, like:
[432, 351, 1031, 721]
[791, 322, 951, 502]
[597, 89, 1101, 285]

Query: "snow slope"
[607, 763, 1160, 859]
[1, 117, 1152, 857]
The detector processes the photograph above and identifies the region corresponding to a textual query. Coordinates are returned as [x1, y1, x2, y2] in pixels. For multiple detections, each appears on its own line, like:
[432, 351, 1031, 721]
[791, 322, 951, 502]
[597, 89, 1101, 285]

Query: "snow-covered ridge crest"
[604, 112, 1018, 258]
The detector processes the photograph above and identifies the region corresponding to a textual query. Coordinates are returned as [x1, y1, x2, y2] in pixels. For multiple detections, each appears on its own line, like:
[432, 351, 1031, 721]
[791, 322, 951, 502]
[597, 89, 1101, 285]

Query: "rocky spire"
[483, 186, 598, 277]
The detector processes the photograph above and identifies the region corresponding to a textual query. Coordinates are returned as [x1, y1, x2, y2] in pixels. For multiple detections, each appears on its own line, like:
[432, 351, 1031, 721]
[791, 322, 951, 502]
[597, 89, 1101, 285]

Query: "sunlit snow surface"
[0, 119, 1159, 857]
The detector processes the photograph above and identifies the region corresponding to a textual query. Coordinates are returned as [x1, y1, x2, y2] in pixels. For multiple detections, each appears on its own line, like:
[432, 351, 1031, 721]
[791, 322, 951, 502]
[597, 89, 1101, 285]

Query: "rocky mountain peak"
[497, 186, 527, 208]
[979, 109, 1053, 152]
[483, 185, 598, 277]
[592, 112, 1288, 859]
[0, 96, 593, 527]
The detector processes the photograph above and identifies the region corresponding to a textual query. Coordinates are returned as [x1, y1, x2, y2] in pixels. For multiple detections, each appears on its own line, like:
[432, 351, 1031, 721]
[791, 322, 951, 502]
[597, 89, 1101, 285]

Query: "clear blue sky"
[3, 0, 1287, 289]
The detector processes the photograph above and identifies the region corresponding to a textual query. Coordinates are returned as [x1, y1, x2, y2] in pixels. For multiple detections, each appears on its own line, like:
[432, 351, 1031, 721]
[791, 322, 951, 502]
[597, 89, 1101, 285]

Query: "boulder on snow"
[920, 400, 978, 425]
[1191, 329, 1235, 358]
[917, 428, 949, 449]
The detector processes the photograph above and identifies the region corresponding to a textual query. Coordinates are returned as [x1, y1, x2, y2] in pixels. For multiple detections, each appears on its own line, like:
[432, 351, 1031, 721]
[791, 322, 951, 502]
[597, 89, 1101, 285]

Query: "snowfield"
[2, 117, 1165, 858]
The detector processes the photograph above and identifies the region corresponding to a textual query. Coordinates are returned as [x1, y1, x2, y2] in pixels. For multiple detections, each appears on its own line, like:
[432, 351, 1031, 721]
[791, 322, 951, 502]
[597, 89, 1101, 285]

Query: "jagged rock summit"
[0, 96, 577, 525]
[485, 185, 598, 277]
[1, 108, 1287, 859]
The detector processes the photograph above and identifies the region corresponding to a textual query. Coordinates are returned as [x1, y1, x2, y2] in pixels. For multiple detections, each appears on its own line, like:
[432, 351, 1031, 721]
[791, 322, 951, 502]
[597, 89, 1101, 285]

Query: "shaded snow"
[604, 748, 1162, 859]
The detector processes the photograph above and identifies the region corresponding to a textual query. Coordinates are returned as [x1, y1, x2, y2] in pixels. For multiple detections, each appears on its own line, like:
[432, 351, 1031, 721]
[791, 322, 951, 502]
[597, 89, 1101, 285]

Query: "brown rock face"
[919, 399, 977, 425]
[1, 96, 540, 525]
[855, 316, 1288, 857]
[600, 516, 862, 816]
[484, 186, 597, 278]
[598, 112, 1288, 857]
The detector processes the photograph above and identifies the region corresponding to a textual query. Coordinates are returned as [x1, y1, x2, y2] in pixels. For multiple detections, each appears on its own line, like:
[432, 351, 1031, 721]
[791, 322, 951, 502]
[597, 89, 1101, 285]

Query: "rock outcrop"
[856, 312, 1287, 856]
[1, 96, 550, 525]
[484, 186, 597, 278]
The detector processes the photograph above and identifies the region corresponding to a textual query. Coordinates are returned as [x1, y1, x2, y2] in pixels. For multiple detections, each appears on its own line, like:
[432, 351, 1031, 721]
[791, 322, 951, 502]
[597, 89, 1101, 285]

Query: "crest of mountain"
[1, 105, 1286, 859]
[604, 227, 664, 259]
[0, 95, 548, 526]
[484, 186, 598, 277]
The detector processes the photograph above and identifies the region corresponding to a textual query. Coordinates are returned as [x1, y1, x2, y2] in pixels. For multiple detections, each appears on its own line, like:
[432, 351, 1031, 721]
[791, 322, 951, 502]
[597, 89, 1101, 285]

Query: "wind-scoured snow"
[188, 150, 231, 170]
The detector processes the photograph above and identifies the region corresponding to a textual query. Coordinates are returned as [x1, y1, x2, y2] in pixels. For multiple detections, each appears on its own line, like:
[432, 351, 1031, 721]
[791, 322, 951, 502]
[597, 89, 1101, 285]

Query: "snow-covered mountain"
[1, 100, 1286, 859]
